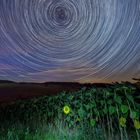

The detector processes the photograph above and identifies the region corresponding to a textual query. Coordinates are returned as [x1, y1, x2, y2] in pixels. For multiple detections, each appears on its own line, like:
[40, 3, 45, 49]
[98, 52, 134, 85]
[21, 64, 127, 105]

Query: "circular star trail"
[0, 0, 140, 82]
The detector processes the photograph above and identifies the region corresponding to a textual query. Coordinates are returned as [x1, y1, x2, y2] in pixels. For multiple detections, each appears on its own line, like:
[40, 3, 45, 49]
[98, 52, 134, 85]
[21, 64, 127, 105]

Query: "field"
[0, 81, 85, 103]
[0, 82, 140, 140]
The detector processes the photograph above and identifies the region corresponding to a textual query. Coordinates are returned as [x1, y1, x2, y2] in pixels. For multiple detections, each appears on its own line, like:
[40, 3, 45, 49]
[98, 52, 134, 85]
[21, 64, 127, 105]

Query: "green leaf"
[115, 88, 121, 92]
[121, 105, 129, 114]
[66, 116, 71, 122]
[107, 100, 113, 105]
[100, 100, 104, 106]
[109, 106, 116, 115]
[130, 111, 139, 119]
[69, 95, 74, 100]
[106, 91, 111, 96]
[114, 95, 122, 104]
[122, 86, 129, 92]
[78, 107, 86, 118]
[126, 95, 134, 103]
[84, 104, 93, 110]
[103, 108, 108, 114]
[94, 108, 99, 116]
[90, 119, 96, 126]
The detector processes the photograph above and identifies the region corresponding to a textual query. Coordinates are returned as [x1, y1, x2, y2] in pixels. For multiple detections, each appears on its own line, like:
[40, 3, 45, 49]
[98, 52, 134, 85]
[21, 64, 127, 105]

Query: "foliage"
[0, 83, 140, 139]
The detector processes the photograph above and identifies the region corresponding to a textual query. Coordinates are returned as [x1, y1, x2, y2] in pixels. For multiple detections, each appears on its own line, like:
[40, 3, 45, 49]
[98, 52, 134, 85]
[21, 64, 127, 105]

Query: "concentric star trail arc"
[0, 0, 140, 83]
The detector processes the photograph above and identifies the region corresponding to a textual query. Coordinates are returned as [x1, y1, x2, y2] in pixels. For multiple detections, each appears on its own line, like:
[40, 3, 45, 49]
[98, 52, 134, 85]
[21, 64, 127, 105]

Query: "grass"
[0, 83, 140, 140]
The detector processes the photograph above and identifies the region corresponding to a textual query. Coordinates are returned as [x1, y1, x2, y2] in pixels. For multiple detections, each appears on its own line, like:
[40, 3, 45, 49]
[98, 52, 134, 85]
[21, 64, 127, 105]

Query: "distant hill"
[0, 80, 15, 84]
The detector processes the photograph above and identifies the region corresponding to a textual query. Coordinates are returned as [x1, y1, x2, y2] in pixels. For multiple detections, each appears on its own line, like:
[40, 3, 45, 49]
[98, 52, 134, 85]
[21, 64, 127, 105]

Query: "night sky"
[0, 0, 140, 83]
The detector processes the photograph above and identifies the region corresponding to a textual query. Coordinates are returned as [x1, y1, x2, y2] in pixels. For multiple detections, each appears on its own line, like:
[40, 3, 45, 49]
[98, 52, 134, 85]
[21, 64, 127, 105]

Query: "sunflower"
[134, 120, 140, 129]
[119, 117, 126, 127]
[63, 105, 70, 115]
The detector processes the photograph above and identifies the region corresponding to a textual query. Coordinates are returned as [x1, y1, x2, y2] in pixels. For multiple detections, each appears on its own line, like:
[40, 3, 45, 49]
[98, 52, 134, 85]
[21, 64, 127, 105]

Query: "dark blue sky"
[0, 0, 140, 83]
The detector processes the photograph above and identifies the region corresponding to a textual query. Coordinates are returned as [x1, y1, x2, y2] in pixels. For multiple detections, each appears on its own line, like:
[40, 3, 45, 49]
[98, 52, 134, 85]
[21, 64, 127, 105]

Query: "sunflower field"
[0, 83, 140, 140]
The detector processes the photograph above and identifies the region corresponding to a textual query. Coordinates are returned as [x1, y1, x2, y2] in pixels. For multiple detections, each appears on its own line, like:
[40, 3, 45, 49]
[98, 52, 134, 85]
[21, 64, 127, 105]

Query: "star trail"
[0, 0, 140, 83]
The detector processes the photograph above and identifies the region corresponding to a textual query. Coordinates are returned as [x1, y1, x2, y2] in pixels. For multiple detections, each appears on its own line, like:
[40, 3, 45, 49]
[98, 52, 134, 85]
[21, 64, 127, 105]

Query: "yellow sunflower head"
[63, 105, 70, 115]
[134, 120, 140, 130]
[119, 117, 126, 127]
